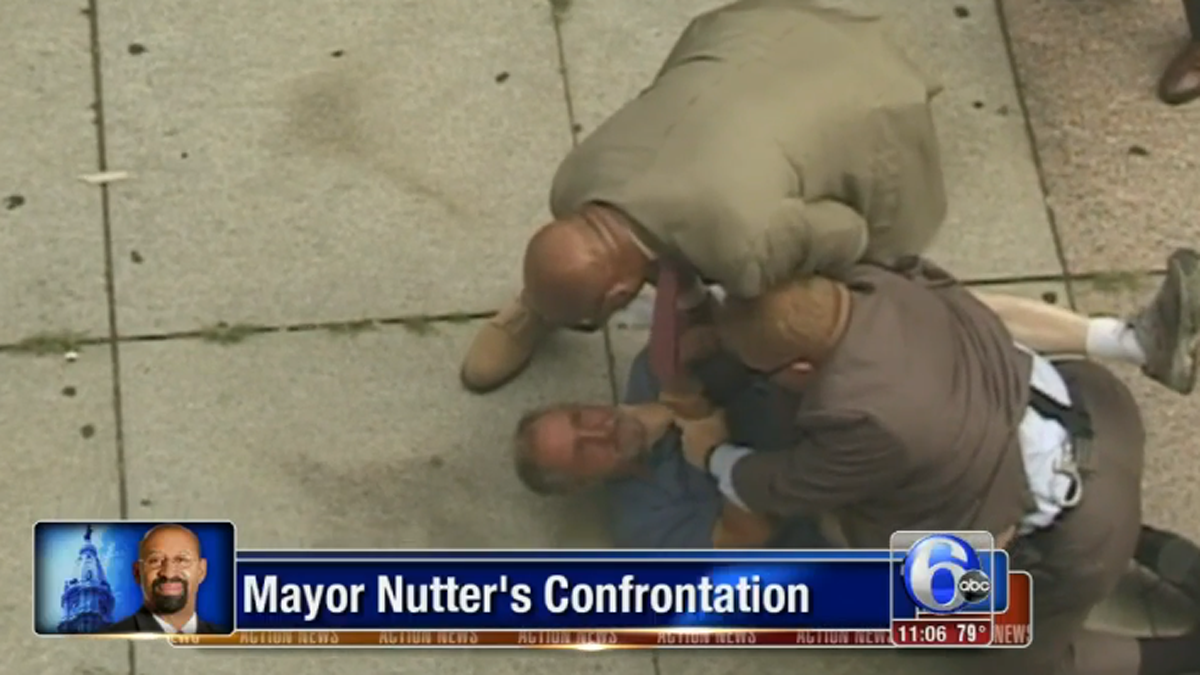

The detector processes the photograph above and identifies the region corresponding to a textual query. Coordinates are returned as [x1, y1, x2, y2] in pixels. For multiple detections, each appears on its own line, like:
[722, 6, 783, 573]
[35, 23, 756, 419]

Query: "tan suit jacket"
[551, 0, 946, 297]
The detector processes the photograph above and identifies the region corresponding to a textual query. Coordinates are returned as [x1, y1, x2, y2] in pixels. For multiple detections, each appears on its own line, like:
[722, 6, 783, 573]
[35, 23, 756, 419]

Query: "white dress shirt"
[152, 612, 198, 634]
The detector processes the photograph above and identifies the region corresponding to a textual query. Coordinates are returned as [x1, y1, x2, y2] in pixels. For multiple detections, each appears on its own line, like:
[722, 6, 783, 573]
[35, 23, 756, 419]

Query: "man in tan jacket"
[461, 0, 1198, 397]
[676, 256, 1200, 675]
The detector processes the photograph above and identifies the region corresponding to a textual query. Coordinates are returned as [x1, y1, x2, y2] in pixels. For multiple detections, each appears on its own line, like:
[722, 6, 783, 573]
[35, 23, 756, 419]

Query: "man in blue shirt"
[512, 347, 827, 548]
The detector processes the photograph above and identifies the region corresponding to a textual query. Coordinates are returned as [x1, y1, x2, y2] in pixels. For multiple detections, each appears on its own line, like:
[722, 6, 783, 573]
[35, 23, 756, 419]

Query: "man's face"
[593, 276, 646, 328]
[134, 528, 207, 615]
[528, 405, 648, 487]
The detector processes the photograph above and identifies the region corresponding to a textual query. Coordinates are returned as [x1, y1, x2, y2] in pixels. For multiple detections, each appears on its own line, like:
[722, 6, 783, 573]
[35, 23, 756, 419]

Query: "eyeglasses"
[141, 555, 195, 571]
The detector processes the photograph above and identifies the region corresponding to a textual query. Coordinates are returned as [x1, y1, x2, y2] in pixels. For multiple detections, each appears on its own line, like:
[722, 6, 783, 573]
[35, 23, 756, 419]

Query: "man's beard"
[148, 577, 189, 614]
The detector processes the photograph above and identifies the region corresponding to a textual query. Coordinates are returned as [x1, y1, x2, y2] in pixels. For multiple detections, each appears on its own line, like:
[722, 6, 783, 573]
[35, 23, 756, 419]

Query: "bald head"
[717, 276, 852, 371]
[139, 524, 201, 558]
[523, 218, 609, 322]
[523, 206, 650, 326]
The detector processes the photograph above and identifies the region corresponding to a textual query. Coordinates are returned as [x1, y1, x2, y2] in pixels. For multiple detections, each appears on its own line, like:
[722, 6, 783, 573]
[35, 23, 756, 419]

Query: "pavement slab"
[0, 1, 110, 346]
[2, 350, 127, 673]
[96, 0, 572, 335]
[117, 322, 614, 550]
[557, 0, 1058, 282]
[1001, 0, 1200, 273]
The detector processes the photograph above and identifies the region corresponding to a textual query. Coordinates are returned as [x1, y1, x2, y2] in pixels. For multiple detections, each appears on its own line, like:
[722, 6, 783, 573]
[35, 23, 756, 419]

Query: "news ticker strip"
[162, 625, 1033, 649]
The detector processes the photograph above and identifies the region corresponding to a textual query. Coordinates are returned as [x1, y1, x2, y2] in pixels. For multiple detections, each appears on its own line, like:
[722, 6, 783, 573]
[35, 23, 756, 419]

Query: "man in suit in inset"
[104, 523, 228, 634]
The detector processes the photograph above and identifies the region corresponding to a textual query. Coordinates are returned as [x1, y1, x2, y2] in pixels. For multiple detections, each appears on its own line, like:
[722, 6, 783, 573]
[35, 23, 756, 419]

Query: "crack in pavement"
[0, 269, 1167, 353]
[0, 311, 495, 352]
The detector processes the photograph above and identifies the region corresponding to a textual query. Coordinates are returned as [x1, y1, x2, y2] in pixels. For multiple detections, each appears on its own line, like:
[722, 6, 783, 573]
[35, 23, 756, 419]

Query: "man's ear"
[132, 561, 141, 583]
[605, 281, 641, 311]
[772, 361, 814, 388]
[196, 558, 208, 584]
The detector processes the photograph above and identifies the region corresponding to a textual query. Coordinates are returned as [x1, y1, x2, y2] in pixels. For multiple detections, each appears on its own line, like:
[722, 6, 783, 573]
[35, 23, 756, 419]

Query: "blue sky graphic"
[34, 523, 141, 633]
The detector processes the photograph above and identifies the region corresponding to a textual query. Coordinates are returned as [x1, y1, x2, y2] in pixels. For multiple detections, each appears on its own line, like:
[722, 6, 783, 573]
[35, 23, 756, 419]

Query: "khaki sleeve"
[730, 411, 901, 519]
[727, 198, 869, 298]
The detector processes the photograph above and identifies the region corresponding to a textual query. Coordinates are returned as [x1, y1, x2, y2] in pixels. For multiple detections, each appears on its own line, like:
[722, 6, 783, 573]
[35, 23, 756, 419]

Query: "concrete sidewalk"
[1, 0, 1196, 673]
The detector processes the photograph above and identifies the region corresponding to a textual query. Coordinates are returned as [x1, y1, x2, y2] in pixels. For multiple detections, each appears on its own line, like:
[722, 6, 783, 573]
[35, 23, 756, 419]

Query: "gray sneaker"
[1131, 248, 1200, 394]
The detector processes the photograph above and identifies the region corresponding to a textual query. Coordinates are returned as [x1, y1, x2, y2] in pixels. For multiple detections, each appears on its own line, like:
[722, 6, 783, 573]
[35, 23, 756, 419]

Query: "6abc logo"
[902, 534, 992, 613]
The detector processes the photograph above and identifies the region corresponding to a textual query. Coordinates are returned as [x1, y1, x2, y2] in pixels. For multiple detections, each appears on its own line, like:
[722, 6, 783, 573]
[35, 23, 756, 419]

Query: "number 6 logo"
[903, 534, 984, 613]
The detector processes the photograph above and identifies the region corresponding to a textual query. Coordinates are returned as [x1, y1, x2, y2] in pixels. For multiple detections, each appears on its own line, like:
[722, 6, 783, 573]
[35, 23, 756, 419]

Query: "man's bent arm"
[706, 412, 901, 519]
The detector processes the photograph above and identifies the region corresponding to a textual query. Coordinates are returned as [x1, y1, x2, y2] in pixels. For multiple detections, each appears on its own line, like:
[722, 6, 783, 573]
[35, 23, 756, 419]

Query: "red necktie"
[649, 264, 682, 383]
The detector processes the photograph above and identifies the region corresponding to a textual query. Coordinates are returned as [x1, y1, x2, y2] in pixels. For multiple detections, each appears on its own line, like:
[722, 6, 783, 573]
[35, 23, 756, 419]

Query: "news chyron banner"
[33, 521, 1031, 649]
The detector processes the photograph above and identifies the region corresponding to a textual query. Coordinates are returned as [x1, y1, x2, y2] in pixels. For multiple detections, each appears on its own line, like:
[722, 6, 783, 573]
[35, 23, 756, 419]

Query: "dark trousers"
[979, 360, 1146, 675]
[1187, 0, 1200, 39]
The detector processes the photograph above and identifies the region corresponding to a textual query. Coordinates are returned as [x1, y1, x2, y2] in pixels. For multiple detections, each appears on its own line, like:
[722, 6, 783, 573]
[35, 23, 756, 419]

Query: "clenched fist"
[678, 408, 730, 469]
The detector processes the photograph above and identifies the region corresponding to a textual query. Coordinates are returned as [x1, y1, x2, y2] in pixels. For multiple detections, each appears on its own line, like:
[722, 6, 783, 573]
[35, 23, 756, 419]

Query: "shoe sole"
[1166, 248, 1200, 395]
